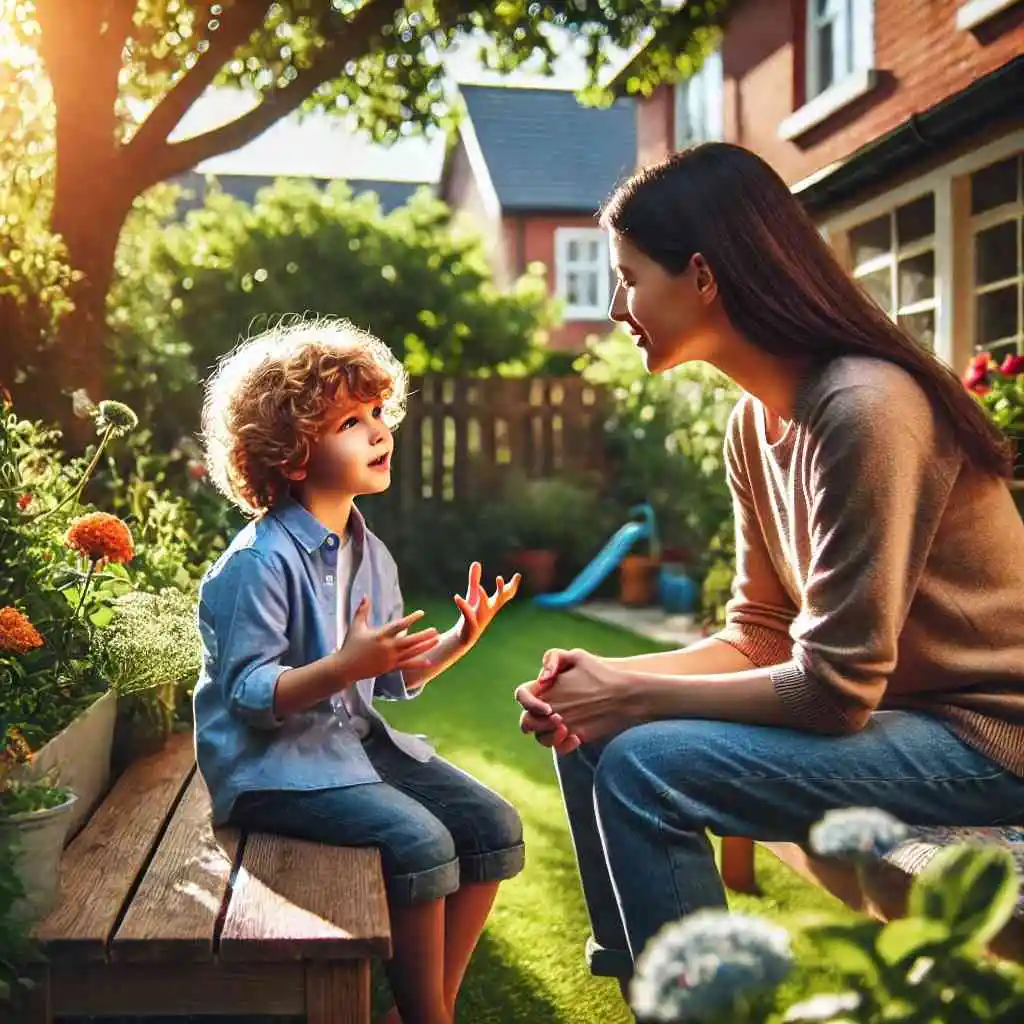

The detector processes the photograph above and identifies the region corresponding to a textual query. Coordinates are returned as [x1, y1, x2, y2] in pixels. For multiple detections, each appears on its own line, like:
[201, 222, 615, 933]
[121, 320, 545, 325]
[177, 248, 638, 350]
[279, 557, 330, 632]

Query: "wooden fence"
[390, 376, 607, 505]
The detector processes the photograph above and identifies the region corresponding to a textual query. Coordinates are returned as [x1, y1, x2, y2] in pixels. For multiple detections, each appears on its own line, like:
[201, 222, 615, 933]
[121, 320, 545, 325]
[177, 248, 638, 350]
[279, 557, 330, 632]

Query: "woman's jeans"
[554, 711, 1024, 979]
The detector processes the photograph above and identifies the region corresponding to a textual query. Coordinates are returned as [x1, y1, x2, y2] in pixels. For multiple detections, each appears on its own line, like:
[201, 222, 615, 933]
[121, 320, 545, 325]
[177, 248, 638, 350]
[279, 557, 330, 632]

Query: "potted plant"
[0, 398, 139, 831]
[503, 476, 604, 595]
[94, 587, 202, 771]
[0, 724, 77, 921]
[963, 351, 1024, 477]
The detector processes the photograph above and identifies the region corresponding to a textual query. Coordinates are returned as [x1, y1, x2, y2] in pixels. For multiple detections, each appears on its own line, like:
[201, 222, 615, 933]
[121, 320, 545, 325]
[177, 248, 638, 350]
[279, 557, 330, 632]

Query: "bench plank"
[111, 771, 241, 963]
[219, 834, 391, 963]
[34, 733, 195, 961]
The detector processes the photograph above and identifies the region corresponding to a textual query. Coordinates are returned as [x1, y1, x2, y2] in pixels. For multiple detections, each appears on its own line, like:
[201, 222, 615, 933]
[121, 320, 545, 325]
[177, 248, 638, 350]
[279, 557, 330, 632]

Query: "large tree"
[3, 0, 726, 409]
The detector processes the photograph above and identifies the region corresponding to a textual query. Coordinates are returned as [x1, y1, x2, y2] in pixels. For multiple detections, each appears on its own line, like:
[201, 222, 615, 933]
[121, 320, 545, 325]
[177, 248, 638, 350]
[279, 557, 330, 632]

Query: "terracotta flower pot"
[619, 554, 659, 606]
[508, 549, 558, 595]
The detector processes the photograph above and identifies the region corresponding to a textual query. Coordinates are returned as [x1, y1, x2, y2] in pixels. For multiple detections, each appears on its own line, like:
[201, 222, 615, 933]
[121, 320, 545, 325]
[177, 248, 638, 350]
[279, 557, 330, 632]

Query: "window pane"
[976, 284, 1020, 345]
[585, 239, 601, 263]
[898, 251, 935, 306]
[585, 271, 598, 307]
[816, 22, 835, 93]
[567, 240, 580, 262]
[974, 220, 1018, 287]
[859, 267, 892, 313]
[970, 157, 1019, 215]
[850, 214, 891, 266]
[566, 271, 581, 304]
[898, 310, 935, 350]
[895, 195, 935, 245]
[984, 340, 1019, 364]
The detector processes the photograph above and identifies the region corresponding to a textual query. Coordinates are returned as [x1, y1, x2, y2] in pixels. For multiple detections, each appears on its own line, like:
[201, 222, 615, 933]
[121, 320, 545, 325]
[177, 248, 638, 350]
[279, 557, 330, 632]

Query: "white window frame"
[779, 0, 875, 141]
[674, 48, 724, 149]
[820, 130, 1024, 372]
[849, 196, 939, 350]
[956, 0, 1021, 31]
[969, 154, 1023, 357]
[554, 227, 610, 321]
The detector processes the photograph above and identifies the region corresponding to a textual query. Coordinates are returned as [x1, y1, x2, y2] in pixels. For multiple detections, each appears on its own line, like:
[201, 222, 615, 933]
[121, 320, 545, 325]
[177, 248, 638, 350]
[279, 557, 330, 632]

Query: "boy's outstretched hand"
[454, 561, 521, 646]
[338, 599, 440, 680]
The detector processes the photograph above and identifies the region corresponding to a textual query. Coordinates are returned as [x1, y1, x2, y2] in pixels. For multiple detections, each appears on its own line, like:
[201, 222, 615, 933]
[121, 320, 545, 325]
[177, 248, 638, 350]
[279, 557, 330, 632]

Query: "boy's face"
[298, 396, 394, 498]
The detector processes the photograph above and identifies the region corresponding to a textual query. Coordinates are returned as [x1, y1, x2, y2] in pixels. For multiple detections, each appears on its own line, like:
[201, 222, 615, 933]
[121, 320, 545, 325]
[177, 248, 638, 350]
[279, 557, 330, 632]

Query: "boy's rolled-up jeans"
[553, 710, 1024, 980]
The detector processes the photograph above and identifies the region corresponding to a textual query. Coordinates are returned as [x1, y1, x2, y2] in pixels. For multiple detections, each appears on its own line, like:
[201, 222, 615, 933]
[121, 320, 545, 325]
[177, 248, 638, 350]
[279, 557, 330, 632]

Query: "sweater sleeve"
[713, 400, 798, 667]
[769, 380, 960, 734]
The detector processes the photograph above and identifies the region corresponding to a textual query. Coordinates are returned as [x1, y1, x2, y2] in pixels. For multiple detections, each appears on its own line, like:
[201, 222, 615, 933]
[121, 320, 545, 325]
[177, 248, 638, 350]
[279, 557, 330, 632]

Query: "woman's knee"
[592, 721, 727, 816]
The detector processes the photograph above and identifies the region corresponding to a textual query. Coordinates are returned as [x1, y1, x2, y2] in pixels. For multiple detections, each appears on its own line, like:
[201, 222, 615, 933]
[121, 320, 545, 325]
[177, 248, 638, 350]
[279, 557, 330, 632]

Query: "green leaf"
[875, 917, 951, 966]
[908, 845, 1020, 949]
[803, 920, 884, 979]
[88, 606, 113, 628]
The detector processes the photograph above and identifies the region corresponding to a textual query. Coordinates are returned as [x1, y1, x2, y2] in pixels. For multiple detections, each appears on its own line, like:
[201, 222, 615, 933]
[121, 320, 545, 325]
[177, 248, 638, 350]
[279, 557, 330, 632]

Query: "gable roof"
[173, 172, 429, 215]
[457, 84, 636, 214]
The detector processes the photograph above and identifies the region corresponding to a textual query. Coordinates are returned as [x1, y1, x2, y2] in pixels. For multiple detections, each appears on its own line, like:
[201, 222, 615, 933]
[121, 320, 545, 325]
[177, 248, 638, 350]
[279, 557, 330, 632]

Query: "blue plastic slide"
[534, 504, 656, 609]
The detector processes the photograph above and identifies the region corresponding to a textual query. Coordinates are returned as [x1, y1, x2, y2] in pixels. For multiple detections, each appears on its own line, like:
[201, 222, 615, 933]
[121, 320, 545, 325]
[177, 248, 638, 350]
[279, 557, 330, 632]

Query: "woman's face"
[608, 231, 718, 374]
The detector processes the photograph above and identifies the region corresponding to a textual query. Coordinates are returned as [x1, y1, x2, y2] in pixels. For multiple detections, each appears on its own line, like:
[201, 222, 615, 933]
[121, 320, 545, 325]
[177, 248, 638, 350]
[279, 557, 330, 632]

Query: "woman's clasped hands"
[515, 647, 632, 754]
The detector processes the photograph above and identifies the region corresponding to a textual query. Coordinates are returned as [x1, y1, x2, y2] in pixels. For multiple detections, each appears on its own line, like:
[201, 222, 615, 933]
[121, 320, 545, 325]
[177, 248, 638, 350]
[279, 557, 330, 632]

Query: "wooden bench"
[721, 832, 1024, 962]
[26, 733, 392, 1023]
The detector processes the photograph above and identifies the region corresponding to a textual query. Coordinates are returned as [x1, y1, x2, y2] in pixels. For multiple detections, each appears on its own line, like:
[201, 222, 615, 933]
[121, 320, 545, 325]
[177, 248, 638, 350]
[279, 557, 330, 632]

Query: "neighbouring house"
[625, 0, 1023, 373]
[173, 171, 432, 215]
[439, 84, 637, 351]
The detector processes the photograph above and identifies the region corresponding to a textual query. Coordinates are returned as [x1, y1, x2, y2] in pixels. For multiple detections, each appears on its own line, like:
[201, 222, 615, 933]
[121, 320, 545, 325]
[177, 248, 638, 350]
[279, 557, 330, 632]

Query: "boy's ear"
[282, 464, 307, 481]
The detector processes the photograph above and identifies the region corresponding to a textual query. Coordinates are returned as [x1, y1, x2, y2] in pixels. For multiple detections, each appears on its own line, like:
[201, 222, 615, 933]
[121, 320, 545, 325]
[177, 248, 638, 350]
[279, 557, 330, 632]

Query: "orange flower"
[0, 606, 45, 655]
[65, 512, 135, 564]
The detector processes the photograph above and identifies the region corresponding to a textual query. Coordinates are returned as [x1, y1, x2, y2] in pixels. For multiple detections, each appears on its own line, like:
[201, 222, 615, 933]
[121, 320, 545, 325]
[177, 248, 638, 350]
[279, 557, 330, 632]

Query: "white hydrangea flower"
[630, 910, 792, 1022]
[809, 808, 910, 863]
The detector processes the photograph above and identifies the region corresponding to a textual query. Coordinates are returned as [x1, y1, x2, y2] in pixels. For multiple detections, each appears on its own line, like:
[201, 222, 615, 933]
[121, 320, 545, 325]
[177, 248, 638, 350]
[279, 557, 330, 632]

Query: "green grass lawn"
[378, 597, 859, 1023]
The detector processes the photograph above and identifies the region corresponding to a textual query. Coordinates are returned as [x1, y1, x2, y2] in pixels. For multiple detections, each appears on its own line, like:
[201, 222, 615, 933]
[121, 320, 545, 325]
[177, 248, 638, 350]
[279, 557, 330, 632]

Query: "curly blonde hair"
[201, 315, 408, 515]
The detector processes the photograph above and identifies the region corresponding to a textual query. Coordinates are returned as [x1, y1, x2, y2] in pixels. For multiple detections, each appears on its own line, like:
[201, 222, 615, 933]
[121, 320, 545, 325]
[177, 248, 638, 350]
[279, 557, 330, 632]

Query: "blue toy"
[533, 503, 657, 609]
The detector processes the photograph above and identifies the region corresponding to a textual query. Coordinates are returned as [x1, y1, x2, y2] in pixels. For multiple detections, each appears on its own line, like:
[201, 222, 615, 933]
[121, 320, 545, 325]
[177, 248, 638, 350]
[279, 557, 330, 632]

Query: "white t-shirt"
[334, 538, 372, 738]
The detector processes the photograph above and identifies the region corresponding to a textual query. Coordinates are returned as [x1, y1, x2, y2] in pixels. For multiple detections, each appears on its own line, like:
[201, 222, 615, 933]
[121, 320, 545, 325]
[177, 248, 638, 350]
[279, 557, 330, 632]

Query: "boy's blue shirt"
[193, 497, 433, 825]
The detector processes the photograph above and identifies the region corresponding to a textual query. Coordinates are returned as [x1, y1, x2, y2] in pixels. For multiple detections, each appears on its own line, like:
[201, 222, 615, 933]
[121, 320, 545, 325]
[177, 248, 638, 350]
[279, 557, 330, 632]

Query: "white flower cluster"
[809, 807, 910, 864]
[95, 588, 200, 696]
[631, 910, 793, 1022]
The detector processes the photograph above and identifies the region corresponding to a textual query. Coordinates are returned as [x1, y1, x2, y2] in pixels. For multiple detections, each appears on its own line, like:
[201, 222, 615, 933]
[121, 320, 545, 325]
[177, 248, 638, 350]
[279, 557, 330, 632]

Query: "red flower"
[1000, 354, 1024, 376]
[16, 493, 31, 510]
[0, 607, 44, 655]
[963, 353, 994, 394]
[65, 512, 135, 565]
[187, 460, 208, 481]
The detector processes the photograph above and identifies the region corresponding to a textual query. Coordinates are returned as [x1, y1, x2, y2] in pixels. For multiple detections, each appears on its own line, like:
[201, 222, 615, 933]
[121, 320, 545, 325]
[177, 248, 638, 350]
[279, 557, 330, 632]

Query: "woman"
[516, 143, 1024, 988]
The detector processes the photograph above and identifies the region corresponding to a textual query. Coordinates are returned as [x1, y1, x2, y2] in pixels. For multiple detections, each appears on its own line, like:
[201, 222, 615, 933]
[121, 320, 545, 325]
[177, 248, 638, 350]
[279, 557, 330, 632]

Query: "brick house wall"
[637, 0, 1024, 186]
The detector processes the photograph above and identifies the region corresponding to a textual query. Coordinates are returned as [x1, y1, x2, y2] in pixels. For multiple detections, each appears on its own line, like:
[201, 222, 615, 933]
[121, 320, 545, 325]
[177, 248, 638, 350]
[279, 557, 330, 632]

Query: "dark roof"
[459, 85, 636, 213]
[172, 172, 429, 214]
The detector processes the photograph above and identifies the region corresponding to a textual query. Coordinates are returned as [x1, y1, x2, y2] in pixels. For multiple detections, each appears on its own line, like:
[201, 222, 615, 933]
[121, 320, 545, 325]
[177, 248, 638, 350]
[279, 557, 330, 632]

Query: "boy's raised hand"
[337, 598, 440, 680]
[454, 561, 521, 646]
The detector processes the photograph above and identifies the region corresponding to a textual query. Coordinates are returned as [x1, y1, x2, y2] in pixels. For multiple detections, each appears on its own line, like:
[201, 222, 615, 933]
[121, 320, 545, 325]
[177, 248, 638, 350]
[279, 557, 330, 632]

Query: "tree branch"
[142, 0, 407, 186]
[127, 1, 274, 162]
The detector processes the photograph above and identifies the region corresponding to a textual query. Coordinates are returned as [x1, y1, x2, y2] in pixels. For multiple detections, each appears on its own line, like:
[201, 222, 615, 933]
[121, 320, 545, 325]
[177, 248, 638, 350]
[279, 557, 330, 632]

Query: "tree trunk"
[33, 0, 136, 436]
[49, 161, 134, 413]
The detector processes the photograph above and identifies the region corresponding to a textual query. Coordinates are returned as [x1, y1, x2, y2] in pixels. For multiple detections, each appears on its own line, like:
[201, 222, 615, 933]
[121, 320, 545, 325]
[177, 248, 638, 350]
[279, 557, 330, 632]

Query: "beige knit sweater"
[715, 355, 1024, 778]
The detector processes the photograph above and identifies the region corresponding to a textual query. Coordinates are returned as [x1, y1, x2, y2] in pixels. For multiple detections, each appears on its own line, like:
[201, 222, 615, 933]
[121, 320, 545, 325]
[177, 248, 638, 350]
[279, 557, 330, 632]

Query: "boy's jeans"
[553, 710, 1024, 979]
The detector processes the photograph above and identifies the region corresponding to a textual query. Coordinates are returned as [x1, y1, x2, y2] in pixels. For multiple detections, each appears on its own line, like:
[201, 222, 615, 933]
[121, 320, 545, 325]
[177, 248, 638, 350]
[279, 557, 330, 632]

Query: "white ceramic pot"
[11, 689, 115, 840]
[0, 793, 78, 921]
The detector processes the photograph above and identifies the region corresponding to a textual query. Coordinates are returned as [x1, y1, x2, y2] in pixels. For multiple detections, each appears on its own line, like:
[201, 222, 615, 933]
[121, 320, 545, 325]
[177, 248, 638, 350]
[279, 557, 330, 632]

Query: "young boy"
[194, 317, 524, 1024]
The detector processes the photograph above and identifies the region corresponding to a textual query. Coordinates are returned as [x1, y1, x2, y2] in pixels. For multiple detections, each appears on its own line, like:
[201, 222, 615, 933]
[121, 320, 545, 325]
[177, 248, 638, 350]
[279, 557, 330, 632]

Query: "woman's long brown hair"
[601, 143, 1012, 478]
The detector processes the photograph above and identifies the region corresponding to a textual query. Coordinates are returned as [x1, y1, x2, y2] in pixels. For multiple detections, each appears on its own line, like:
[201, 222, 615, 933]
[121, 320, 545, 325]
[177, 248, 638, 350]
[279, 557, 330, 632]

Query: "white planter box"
[12, 689, 116, 841]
